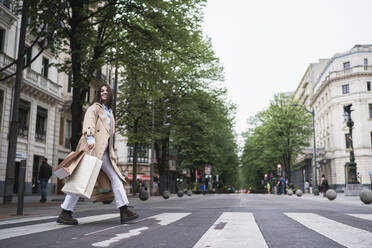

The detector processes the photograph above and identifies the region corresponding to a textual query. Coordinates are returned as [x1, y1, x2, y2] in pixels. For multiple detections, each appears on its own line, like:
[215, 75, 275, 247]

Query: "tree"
[241, 93, 312, 188]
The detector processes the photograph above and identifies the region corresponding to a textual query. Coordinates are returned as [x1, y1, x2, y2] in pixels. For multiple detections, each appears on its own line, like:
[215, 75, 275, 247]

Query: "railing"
[18, 126, 28, 138]
[26, 68, 62, 98]
[324, 65, 372, 82]
[0, 52, 16, 72]
[35, 131, 46, 143]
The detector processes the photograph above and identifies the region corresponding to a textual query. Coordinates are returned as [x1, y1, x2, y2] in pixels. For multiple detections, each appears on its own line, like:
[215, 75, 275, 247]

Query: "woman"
[57, 84, 138, 225]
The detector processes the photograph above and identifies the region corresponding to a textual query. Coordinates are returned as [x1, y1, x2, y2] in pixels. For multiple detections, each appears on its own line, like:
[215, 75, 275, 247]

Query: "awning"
[126, 174, 158, 181]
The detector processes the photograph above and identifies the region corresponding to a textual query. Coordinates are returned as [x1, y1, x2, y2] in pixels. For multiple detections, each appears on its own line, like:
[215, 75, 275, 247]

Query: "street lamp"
[343, 104, 358, 184]
[291, 104, 319, 195]
[277, 164, 281, 177]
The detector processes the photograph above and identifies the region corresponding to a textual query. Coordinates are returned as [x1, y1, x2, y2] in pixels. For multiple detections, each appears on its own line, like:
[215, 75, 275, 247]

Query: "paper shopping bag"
[62, 153, 102, 199]
[54, 150, 85, 179]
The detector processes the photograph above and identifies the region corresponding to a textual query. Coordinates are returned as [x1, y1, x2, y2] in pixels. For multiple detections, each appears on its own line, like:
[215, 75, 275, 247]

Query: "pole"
[3, 0, 30, 204]
[150, 97, 155, 195]
[312, 109, 319, 195]
[17, 160, 26, 216]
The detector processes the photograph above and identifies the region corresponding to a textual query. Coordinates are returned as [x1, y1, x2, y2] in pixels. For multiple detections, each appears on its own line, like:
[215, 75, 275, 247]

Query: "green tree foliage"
[241, 94, 312, 189]
[172, 88, 239, 187]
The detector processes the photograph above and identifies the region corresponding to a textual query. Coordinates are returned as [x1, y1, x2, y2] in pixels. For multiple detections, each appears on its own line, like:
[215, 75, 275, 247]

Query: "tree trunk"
[70, 0, 85, 150]
[132, 119, 138, 195]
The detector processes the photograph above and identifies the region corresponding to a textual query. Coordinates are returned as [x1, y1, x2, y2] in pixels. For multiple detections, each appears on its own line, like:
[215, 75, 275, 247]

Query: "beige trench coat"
[75, 103, 126, 202]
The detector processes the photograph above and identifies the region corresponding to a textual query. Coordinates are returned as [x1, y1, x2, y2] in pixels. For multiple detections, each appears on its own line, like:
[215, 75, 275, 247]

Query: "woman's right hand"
[88, 143, 95, 150]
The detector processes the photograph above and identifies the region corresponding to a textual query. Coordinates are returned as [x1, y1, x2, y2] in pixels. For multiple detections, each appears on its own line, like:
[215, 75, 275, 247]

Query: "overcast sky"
[202, 0, 372, 138]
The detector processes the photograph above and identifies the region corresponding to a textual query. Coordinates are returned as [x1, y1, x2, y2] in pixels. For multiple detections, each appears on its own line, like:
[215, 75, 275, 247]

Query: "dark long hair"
[92, 83, 113, 109]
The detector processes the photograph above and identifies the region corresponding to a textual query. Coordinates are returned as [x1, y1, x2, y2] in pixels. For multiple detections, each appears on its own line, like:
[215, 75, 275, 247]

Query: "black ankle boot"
[56, 209, 78, 225]
[120, 205, 139, 224]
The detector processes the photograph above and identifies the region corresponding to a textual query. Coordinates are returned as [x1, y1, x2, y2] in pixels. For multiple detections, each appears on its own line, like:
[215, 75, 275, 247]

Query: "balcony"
[18, 125, 28, 138]
[25, 68, 61, 98]
[0, 52, 16, 74]
[35, 131, 46, 143]
[324, 65, 372, 82]
[0, 0, 16, 27]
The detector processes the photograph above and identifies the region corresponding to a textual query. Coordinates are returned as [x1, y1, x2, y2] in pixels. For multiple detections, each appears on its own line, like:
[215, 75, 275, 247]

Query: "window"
[0, 90, 3, 130]
[65, 119, 71, 149]
[127, 145, 149, 163]
[369, 104, 372, 119]
[67, 73, 72, 93]
[42, 57, 49, 78]
[1, 0, 10, 8]
[342, 84, 349, 94]
[18, 99, 30, 138]
[367, 81, 371, 91]
[0, 28, 4, 53]
[343, 61, 350, 70]
[59, 117, 64, 145]
[35, 106, 47, 143]
[24, 46, 32, 67]
[364, 58, 369, 70]
[345, 134, 351, 149]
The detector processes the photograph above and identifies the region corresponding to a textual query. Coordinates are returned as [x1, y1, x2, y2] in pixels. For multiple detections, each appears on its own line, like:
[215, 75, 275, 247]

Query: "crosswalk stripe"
[193, 212, 268, 248]
[347, 214, 372, 221]
[0, 216, 57, 226]
[285, 213, 372, 248]
[91, 213, 191, 247]
[0, 213, 119, 241]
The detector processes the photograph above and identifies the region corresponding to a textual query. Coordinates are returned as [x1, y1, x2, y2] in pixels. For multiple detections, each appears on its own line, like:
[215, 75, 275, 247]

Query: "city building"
[293, 45, 372, 191]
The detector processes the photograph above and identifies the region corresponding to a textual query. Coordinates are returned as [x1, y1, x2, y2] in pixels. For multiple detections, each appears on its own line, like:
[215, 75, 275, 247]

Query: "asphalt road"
[1, 193, 372, 248]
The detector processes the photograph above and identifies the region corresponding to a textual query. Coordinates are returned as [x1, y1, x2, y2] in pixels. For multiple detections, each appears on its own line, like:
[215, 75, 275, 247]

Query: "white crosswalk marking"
[285, 213, 372, 248]
[90, 212, 191, 247]
[0, 216, 57, 226]
[92, 227, 149, 247]
[193, 212, 268, 248]
[347, 214, 372, 221]
[0, 213, 119, 241]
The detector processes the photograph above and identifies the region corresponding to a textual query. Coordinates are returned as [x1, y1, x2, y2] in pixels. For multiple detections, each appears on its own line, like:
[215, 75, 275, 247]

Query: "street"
[0, 193, 372, 248]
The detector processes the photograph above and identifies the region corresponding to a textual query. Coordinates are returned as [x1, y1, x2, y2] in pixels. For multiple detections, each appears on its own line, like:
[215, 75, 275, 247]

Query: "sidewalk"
[0, 194, 138, 220]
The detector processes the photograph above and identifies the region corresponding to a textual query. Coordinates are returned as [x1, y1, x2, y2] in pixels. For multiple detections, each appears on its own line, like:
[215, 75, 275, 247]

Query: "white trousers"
[61, 149, 129, 211]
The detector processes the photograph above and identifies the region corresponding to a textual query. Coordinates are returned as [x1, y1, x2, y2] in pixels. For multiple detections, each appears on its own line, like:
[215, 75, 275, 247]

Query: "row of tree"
[6, 0, 239, 191]
[240, 94, 312, 190]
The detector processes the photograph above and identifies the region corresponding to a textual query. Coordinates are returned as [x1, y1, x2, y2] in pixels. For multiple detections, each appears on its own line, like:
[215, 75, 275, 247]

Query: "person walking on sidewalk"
[320, 174, 329, 197]
[39, 157, 52, 203]
[57, 83, 138, 225]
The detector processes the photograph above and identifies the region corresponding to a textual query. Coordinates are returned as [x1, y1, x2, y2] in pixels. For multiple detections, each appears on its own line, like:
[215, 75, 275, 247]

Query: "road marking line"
[92, 227, 148, 247]
[148, 213, 191, 226]
[193, 212, 268, 248]
[90, 213, 190, 247]
[347, 214, 372, 221]
[285, 213, 372, 248]
[0, 213, 119, 241]
[0, 216, 57, 226]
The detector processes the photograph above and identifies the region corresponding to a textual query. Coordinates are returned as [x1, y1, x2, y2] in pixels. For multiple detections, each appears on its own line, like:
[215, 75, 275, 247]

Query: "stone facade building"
[294, 45, 372, 191]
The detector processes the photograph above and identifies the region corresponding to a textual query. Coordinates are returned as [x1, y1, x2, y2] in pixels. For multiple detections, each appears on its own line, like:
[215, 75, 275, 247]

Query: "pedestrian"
[304, 180, 310, 194]
[357, 172, 361, 183]
[38, 157, 52, 203]
[267, 182, 271, 194]
[57, 83, 138, 225]
[320, 174, 329, 197]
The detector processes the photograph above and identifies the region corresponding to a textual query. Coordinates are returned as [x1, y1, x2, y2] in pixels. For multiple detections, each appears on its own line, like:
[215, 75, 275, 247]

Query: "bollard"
[186, 190, 192, 196]
[295, 189, 303, 197]
[287, 189, 293, 196]
[325, 189, 337, 200]
[360, 189, 372, 204]
[177, 190, 184, 197]
[162, 190, 170, 199]
[17, 160, 26, 216]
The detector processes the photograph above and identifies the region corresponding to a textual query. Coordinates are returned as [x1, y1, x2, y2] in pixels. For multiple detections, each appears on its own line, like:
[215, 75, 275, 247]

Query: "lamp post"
[343, 104, 358, 184]
[291, 104, 319, 195]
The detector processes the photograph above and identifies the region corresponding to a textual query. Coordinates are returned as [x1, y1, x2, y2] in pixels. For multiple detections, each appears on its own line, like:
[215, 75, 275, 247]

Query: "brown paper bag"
[54, 150, 85, 179]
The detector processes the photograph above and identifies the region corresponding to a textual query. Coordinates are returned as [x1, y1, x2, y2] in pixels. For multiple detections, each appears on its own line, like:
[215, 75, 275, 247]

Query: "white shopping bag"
[62, 153, 102, 199]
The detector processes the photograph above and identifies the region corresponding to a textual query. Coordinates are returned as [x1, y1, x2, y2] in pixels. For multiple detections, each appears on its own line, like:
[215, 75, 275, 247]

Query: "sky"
[202, 0, 372, 138]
